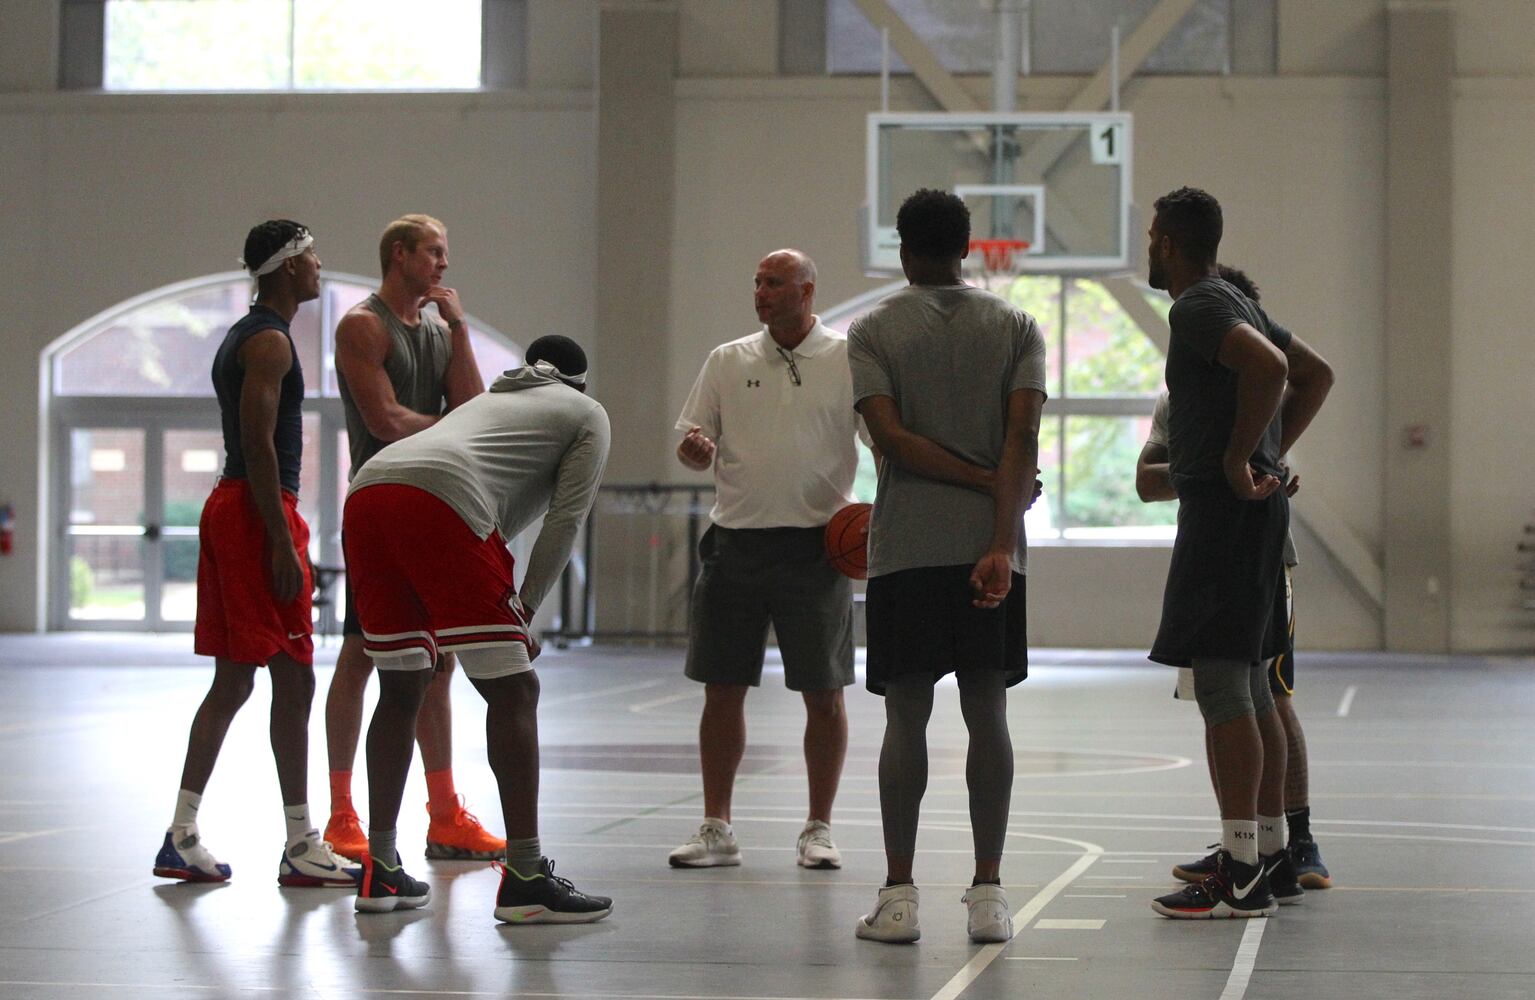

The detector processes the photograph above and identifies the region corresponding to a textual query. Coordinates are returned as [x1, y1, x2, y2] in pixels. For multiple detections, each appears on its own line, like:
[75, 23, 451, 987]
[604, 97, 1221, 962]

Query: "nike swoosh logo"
[383, 884, 398, 894]
[1231, 870, 1264, 900]
[288, 631, 307, 639]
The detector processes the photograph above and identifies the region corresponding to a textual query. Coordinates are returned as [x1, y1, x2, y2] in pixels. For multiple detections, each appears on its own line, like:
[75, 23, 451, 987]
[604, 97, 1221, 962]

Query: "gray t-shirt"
[337, 293, 453, 480]
[1150, 391, 1297, 567]
[1164, 277, 1292, 494]
[848, 284, 1048, 578]
[350, 368, 611, 615]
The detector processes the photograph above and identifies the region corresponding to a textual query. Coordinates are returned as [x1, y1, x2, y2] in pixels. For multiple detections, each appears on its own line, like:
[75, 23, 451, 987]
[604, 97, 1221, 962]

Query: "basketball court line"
[1336, 685, 1359, 717]
[1034, 919, 1105, 930]
[0, 986, 893, 1000]
[1218, 918, 1268, 1000]
[0, 878, 153, 929]
[546, 801, 1535, 836]
[545, 783, 1535, 804]
[542, 807, 1535, 847]
[0, 826, 82, 846]
[1004, 956, 1079, 961]
[629, 690, 704, 712]
[540, 678, 671, 708]
[927, 834, 1103, 1000]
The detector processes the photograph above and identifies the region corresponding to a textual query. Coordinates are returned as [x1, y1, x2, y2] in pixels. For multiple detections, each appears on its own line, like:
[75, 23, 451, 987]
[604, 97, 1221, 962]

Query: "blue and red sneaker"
[153, 829, 232, 883]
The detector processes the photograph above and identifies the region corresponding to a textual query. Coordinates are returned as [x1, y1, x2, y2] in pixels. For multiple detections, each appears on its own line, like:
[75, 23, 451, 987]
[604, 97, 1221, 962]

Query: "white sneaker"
[796, 820, 842, 869]
[278, 831, 364, 887]
[668, 819, 741, 868]
[962, 883, 1013, 942]
[855, 883, 920, 943]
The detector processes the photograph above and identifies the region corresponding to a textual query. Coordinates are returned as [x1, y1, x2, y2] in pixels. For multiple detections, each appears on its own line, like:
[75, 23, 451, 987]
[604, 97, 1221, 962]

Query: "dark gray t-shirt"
[1164, 277, 1292, 494]
[1151, 390, 1298, 567]
[848, 284, 1048, 578]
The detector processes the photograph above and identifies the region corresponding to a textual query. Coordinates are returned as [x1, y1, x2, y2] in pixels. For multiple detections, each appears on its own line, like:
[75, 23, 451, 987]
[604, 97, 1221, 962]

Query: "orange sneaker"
[425, 795, 506, 861]
[324, 810, 369, 863]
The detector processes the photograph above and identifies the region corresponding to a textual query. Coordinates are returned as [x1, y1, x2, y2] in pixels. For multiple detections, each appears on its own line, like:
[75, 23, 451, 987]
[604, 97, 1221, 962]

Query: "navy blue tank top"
[212, 305, 305, 494]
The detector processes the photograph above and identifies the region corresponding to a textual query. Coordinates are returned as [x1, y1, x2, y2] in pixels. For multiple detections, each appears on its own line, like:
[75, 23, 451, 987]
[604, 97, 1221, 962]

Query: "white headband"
[242, 231, 313, 277]
[532, 359, 587, 387]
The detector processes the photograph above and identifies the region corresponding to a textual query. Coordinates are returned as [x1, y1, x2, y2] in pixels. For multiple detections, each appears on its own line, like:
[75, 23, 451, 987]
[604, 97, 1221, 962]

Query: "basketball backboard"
[863, 112, 1133, 276]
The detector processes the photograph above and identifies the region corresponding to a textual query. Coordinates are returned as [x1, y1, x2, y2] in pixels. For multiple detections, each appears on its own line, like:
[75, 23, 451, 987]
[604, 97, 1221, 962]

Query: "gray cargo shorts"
[684, 524, 855, 692]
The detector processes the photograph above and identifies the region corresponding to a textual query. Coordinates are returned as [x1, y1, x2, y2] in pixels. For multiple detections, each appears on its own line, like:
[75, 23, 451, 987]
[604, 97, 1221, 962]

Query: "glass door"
[63, 427, 150, 625]
[160, 429, 225, 626]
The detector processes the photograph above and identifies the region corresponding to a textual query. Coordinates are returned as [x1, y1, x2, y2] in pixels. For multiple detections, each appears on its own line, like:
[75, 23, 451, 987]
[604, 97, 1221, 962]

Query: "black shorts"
[1269, 564, 1296, 695]
[684, 525, 855, 692]
[864, 564, 1027, 696]
[1151, 486, 1290, 668]
[1173, 565, 1297, 701]
[342, 565, 361, 637]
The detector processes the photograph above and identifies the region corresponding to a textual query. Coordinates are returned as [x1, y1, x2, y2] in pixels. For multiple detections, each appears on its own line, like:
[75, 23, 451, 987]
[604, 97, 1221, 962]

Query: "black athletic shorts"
[342, 565, 361, 637]
[684, 524, 855, 692]
[1150, 485, 1290, 668]
[1268, 564, 1296, 695]
[864, 564, 1027, 696]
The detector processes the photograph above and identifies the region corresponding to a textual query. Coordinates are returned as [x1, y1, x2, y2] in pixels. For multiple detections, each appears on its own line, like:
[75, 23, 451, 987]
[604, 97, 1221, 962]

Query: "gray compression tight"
[879, 671, 1014, 863]
[1192, 658, 1276, 727]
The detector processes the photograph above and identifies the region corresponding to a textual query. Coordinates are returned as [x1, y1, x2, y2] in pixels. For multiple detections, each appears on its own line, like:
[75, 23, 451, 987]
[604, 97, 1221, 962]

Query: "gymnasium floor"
[0, 634, 1531, 999]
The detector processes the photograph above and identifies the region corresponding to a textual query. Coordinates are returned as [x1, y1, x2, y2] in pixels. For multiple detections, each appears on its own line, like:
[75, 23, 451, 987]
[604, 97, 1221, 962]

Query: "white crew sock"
[1257, 814, 1286, 857]
[172, 788, 202, 832]
[1222, 819, 1259, 865]
[283, 804, 313, 845]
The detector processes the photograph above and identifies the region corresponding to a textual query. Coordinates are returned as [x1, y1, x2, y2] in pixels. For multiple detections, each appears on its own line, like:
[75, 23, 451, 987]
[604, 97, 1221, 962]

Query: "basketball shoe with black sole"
[1152, 851, 1277, 919]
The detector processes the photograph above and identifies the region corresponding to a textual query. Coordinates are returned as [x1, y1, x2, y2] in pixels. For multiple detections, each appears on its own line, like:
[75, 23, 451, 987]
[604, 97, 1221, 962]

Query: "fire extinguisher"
[0, 503, 13, 556]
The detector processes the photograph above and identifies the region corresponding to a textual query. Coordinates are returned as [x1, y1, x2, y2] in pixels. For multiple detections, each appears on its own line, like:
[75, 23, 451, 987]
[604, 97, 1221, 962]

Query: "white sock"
[283, 804, 313, 845]
[1222, 819, 1259, 865]
[172, 788, 202, 832]
[1257, 814, 1286, 857]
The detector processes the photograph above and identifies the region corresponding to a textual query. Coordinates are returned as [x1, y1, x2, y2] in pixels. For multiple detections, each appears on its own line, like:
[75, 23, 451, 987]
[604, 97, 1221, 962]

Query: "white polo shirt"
[677, 319, 865, 529]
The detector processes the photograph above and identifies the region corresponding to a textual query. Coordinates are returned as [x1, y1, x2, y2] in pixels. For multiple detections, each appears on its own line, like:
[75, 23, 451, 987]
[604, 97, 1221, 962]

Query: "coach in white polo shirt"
[667, 249, 865, 873]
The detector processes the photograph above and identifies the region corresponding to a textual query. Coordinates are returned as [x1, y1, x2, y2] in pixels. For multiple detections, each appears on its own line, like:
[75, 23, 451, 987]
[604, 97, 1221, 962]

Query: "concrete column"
[1383, 1, 1453, 651]
[595, 0, 678, 481]
[0, 1, 59, 92]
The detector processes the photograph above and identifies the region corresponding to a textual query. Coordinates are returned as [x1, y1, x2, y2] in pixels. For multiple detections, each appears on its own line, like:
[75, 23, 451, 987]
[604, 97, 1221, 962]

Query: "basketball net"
[967, 238, 1031, 287]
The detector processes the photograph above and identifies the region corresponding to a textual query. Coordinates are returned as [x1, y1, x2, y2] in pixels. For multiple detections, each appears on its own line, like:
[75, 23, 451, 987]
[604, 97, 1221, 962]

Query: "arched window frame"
[39, 271, 524, 630]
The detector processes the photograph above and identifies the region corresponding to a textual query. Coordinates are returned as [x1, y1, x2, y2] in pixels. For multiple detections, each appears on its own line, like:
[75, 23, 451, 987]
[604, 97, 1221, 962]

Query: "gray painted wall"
[1, 0, 1531, 652]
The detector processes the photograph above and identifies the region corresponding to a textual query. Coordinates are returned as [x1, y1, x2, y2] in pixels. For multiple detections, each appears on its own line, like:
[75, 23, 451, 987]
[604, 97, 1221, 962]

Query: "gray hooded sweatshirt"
[349, 366, 610, 615]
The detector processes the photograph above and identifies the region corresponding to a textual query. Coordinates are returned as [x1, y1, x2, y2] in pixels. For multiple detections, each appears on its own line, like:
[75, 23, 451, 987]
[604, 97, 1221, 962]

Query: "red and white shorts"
[193, 478, 314, 667]
[343, 483, 531, 680]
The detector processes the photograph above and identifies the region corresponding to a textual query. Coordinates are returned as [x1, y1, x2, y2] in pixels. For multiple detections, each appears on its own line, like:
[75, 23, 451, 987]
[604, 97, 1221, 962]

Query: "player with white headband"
[155, 220, 359, 890]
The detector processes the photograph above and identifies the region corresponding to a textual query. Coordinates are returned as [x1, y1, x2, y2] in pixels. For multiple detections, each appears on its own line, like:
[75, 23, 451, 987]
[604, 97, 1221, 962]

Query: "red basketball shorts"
[343, 483, 529, 669]
[193, 478, 314, 667]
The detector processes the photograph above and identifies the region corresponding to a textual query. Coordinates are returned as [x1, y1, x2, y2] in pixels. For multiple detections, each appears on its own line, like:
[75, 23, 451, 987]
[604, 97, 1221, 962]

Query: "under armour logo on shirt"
[746, 379, 761, 387]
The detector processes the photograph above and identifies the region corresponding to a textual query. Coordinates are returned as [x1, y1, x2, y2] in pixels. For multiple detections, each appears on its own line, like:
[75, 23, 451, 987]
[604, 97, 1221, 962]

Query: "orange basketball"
[824, 503, 872, 580]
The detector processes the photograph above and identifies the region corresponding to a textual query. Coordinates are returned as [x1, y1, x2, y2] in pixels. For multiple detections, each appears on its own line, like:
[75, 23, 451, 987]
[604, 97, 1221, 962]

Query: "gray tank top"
[338, 293, 452, 479]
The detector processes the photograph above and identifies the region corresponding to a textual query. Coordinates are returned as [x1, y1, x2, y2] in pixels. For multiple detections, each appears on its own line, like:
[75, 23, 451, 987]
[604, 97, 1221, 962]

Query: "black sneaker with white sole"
[493, 858, 613, 925]
[1172, 843, 1222, 883]
[355, 855, 430, 913]
[1152, 850, 1277, 919]
[1264, 848, 1305, 905]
